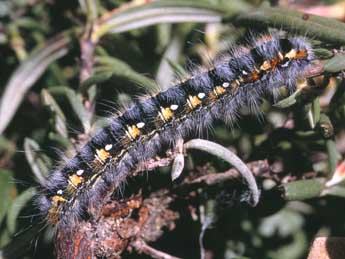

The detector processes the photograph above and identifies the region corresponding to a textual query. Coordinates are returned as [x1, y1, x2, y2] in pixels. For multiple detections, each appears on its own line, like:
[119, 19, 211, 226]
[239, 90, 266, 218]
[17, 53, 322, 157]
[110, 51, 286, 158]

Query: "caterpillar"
[36, 33, 313, 229]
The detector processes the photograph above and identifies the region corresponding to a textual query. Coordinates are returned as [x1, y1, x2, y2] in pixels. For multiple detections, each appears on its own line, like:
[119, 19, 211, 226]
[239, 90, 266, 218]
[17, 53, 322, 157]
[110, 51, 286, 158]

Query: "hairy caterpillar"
[36, 33, 313, 229]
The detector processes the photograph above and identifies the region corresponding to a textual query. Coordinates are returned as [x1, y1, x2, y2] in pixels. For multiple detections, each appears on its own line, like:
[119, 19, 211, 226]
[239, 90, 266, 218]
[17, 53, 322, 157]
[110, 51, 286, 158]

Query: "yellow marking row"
[49, 47, 309, 224]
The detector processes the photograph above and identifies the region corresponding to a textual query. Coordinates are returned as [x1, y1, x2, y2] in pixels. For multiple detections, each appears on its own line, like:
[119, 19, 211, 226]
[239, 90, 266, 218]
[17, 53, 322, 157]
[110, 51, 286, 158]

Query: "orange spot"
[296, 49, 307, 59]
[270, 58, 279, 69]
[250, 70, 260, 81]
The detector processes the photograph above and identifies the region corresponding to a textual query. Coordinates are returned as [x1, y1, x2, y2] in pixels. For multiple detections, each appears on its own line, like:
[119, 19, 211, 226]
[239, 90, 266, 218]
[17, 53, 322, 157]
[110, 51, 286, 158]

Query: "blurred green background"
[1, 0, 345, 258]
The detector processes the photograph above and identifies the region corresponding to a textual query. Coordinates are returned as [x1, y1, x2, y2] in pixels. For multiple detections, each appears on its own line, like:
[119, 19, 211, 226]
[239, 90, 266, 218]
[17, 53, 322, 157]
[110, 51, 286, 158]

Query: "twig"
[199, 216, 213, 259]
[79, 27, 96, 83]
[132, 239, 182, 259]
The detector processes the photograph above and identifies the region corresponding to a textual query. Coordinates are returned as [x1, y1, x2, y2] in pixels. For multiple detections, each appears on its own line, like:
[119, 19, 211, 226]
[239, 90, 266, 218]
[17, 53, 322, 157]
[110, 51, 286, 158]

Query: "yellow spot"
[48, 195, 66, 224]
[48, 207, 61, 224]
[159, 107, 174, 122]
[285, 49, 297, 59]
[95, 148, 110, 164]
[187, 95, 202, 110]
[231, 81, 240, 89]
[68, 174, 84, 188]
[214, 86, 226, 96]
[260, 60, 271, 71]
[126, 125, 141, 140]
[51, 195, 66, 205]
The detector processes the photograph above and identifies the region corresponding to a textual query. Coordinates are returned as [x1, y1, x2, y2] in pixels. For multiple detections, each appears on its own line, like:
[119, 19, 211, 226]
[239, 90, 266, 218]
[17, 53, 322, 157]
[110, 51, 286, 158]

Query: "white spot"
[76, 169, 84, 176]
[222, 82, 230, 88]
[197, 92, 206, 99]
[57, 190, 63, 195]
[281, 62, 289, 67]
[136, 122, 145, 129]
[105, 144, 113, 151]
[242, 70, 248, 75]
[170, 104, 179, 111]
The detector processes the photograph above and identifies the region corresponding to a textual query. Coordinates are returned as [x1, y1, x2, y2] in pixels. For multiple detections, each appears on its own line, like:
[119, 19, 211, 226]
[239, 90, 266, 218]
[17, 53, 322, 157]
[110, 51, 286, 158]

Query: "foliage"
[1, 0, 345, 258]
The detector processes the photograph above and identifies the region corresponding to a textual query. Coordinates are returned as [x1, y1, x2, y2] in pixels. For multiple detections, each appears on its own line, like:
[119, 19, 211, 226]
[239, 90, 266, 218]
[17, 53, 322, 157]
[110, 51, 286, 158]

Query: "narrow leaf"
[233, 6, 345, 45]
[24, 138, 51, 185]
[6, 187, 36, 235]
[324, 53, 345, 73]
[48, 86, 90, 132]
[93, 1, 233, 39]
[0, 33, 70, 134]
[94, 56, 158, 91]
[41, 89, 68, 138]
[274, 89, 302, 108]
[0, 170, 16, 226]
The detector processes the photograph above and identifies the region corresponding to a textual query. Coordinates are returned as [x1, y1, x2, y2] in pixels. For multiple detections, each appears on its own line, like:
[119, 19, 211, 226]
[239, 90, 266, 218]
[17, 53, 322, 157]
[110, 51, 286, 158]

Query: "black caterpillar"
[36, 33, 313, 228]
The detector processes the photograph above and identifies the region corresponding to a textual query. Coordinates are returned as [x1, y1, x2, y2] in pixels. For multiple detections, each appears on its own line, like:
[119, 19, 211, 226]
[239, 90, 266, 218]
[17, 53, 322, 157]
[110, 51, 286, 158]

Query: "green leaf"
[15, 17, 49, 32]
[6, 187, 36, 235]
[267, 231, 307, 259]
[48, 86, 90, 132]
[259, 209, 303, 237]
[273, 89, 302, 108]
[92, 0, 249, 39]
[41, 89, 68, 138]
[0, 33, 71, 134]
[0, 170, 16, 226]
[313, 48, 333, 59]
[24, 138, 51, 185]
[324, 53, 345, 73]
[317, 113, 334, 139]
[166, 58, 189, 78]
[232, 6, 345, 46]
[307, 97, 320, 129]
[322, 185, 345, 198]
[155, 24, 192, 89]
[282, 179, 324, 201]
[326, 139, 341, 175]
[80, 71, 113, 91]
[93, 56, 158, 91]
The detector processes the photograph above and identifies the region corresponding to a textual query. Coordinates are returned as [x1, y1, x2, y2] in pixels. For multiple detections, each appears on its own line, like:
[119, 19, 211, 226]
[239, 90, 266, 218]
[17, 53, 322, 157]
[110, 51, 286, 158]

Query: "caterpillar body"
[37, 33, 313, 228]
